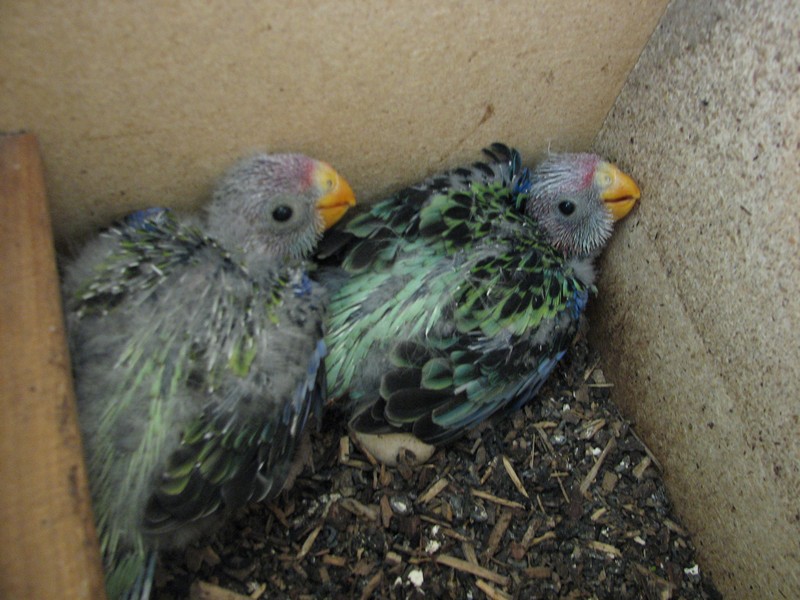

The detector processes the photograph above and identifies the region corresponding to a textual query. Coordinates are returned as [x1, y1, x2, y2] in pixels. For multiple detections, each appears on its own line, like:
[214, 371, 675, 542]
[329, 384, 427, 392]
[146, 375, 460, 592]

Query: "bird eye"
[558, 201, 576, 216]
[272, 205, 293, 222]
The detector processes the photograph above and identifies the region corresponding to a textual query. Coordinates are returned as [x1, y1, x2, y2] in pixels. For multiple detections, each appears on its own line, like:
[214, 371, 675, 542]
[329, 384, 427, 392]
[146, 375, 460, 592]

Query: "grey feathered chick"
[63, 153, 355, 599]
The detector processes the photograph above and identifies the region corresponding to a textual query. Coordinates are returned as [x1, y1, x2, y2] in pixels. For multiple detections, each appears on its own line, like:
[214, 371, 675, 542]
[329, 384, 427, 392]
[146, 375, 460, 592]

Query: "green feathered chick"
[322, 144, 639, 465]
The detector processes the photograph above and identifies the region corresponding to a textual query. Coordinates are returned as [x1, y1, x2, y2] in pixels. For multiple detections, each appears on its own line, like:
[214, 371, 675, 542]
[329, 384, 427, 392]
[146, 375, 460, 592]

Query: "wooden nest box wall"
[1, 1, 797, 598]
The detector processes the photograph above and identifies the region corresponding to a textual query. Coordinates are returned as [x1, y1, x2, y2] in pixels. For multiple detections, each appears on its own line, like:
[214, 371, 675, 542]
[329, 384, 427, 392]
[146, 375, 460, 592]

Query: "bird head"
[208, 153, 356, 260]
[525, 153, 640, 258]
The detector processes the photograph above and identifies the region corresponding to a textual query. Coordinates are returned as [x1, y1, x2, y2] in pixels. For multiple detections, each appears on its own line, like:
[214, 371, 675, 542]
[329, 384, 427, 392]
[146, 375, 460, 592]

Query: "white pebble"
[425, 539, 442, 554]
[684, 564, 700, 576]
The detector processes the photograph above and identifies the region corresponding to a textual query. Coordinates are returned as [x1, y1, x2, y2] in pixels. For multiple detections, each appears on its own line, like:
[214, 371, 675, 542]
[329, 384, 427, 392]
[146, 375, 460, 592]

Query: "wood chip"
[380, 494, 393, 528]
[297, 524, 322, 560]
[435, 554, 509, 586]
[632, 455, 652, 480]
[343, 459, 373, 470]
[501, 455, 530, 499]
[579, 437, 617, 496]
[583, 357, 602, 381]
[190, 581, 251, 600]
[418, 477, 449, 504]
[528, 439, 536, 469]
[663, 518, 688, 536]
[352, 559, 375, 576]
[530, 531, 556, 546]
[587, 540, 622, 558]
[292, 563, 308, 579]
[534, 425, 557, 456]
[574, 384, 590, 404]
[633, 563, 676, 600]
[590, 507, 608, 522]
[267, 503, 289, 528]
[419, 514, 450, 528]
[479, 457, 496, 485]
[476, 579, 512, 600]
[379, 463, 392, 487]
[339, 497, 379, 521]
[524, 565, 552, 579]
[359, 571, 382, 600]
[552, 472, 570, 503]
[223, 563, 255, 582]
[385, 551, 402, 565]
[350, 433, 379, 467]
[461, 541, 479, 565]
[577, 418, 606, 440]
[322, 554, 347, 567]
[471, 489, 525, 510]
[338, 436, 350, 463]
[601, 471, 619, 494]
[630, 427, 664, 472]
[520, 517, 540, 549]
[440, 527, 470, 542]
[484, 509, 514, 559]
[248, 582, 266, 599]
[439, 498, 454, 522]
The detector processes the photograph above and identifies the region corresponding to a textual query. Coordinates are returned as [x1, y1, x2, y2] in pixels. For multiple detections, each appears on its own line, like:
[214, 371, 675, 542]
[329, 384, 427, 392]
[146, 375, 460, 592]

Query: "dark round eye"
[558, 201, 576, 216]
[272, 205, 293, 222]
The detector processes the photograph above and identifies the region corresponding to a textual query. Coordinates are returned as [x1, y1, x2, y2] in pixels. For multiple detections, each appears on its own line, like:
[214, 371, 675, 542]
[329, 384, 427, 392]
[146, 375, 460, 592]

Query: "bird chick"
[322, 144, 638, 465]
[63, 153, 355, 598]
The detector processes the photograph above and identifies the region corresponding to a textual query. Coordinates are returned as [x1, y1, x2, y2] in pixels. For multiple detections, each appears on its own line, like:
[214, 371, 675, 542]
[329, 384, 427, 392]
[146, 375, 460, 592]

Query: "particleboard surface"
[0, 0, 666, 246]
[591, 1, 800, 598]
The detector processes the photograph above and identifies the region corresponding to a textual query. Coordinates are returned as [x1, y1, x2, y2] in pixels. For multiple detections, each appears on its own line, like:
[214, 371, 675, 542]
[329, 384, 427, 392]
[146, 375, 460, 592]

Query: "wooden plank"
[0, 132, 106, 599]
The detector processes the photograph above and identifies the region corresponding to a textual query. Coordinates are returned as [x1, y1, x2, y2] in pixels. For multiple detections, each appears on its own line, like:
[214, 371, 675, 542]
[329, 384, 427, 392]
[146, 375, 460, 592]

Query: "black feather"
[316, 228, 357, 261]
[390, 341, 431, 368]
[473, 162, 495, 178]
[443, 205, 471, 221]
[380, 367, 422, 399]
[385, 389, 450, 423]
[346, 239, 391, 272]
[350, 400, 395, 435]
[444, 222, 471, 245]
[411, 412, 464, 445]
[419, 218, 448, 238]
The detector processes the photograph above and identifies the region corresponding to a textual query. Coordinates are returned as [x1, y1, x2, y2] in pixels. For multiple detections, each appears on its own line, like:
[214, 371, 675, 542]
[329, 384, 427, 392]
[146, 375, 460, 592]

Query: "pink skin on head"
[300, 157, 316, 189]
[578, 154, 598, 190]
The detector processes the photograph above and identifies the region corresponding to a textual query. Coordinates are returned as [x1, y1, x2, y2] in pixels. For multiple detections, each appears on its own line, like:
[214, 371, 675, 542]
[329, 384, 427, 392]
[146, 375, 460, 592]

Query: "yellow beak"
[597, 162, 641, 221]
[314, 163, 357, 230]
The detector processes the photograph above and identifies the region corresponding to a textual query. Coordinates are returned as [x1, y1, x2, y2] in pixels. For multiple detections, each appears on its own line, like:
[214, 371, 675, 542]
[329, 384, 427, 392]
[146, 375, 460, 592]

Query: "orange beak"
[314, 163, 357, 230]
[597, 162, 641, 221]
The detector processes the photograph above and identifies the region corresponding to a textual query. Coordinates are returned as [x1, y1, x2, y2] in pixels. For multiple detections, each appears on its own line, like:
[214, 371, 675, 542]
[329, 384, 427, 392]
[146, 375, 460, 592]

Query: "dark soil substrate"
[155, 334, 722, 600]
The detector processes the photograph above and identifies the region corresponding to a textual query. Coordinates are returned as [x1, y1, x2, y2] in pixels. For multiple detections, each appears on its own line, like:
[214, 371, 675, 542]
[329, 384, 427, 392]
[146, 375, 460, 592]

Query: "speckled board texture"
[591, 1, 800, 597]
[0, 0, 666, 246]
